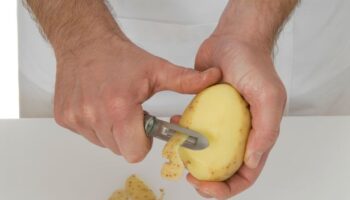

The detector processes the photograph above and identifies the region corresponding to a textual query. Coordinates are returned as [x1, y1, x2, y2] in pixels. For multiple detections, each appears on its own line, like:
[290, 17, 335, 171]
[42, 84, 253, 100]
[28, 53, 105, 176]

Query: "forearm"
[214, 0, 299, 51]
[25, 0, 127, 56]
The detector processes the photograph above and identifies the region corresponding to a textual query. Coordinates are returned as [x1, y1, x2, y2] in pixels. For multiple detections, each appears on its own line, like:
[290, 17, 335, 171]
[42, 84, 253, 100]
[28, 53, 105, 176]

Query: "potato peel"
[161, 133, 188, 180]
[108, 190, 128, 200]
[109, 175, 164, 200]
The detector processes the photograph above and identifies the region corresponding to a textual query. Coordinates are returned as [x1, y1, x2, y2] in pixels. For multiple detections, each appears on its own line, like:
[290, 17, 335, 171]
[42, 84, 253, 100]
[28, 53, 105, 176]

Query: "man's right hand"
[25, 0, 220, 162]
[54, 35, 221, 163]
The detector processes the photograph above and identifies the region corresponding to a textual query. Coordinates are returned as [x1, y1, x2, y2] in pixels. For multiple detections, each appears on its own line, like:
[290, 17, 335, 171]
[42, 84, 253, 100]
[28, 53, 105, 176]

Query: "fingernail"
[246, 152, 263, 169]
[202, 188, 214, 197]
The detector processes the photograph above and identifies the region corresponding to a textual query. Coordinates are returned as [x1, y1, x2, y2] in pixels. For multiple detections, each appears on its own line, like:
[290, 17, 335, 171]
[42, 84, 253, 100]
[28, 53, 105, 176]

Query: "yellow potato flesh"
[161, 84, 251, 181]
[109, 190, 128, 200]
[109, 175, 162, 200]
[161, 133, 188, 180]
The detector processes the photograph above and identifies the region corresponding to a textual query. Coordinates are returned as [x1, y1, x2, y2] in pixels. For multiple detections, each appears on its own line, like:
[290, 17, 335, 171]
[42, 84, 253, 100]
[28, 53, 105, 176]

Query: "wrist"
[213, 0, 297, 52]
[213, 12, 274, 52]
[211, 26, 273, 56]
[211, 31, 273, 55]
[55, 32, 131, 66]
[27, 0, 129, 58]
[53, 29, 128, 59]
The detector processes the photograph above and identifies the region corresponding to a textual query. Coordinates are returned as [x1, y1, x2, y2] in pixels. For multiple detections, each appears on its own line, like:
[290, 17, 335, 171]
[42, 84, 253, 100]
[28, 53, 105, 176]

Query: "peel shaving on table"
[109, 175, 164, 200]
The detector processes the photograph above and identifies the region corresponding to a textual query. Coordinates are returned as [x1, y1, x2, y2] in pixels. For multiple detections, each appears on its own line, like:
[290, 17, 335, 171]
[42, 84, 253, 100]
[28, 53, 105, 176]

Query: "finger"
[112, 105, 152, 163]
[244, 87, 286, 169]
[66, 123, 105, 148]
[72, 102, 108, 149]
[91, 109, 122, 155]
[196, 189, 213, 199]
[56, 91, 106, 148]
[94, 124, 121, 155]
[56, 110, 105, 148]
[81, 129, 106, 148]
[187, 174, 230, 200]
[154, 61, 221, 94]
[186, 152, 269, 199]
[226, 151, 269, 195]
[74, 128, 105, 148]
[170, 115, 181, 124]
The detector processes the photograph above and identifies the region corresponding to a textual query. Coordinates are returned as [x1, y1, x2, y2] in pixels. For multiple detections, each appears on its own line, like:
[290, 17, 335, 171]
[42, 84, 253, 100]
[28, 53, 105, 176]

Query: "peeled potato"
[162, 83, 251, 181]
[180, 83, 251, 181]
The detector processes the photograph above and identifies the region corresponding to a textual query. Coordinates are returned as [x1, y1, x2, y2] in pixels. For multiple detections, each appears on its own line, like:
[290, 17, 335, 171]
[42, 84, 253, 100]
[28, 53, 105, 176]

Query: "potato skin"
[179, 84, 251, 181]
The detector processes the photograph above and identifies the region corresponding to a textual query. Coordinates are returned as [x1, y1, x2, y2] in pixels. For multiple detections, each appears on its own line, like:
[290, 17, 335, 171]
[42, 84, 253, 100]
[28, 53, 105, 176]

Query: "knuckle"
[53, 103, 66, 128]
[54, 107, 77, 129]
[61, 109, 78, 126]
[261, 84, 287, 103]
[53, 111, 66, 128]
[80, 103, 98, 126]
[54, 109, 82, 134]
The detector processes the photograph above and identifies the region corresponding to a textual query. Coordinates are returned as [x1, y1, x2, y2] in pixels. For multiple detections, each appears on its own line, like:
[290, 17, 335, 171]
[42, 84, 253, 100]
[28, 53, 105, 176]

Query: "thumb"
[244, 88, 287, 169]
[112, 105, 152, 163]
[154, 61, 221, 94]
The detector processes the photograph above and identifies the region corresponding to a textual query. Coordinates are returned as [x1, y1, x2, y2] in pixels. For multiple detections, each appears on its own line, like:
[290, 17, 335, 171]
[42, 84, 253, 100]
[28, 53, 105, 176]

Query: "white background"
[0, 1, 19, 118]
[1, 117, 350, 199]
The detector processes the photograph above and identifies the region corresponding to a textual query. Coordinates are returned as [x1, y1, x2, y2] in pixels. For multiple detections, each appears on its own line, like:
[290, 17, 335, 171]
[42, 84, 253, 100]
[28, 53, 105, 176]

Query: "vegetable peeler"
[143, 113, 208, 150]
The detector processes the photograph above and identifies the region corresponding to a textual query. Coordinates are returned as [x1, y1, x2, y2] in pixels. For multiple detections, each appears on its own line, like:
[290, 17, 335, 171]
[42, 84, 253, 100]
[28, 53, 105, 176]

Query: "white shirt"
[17, 0, 350, 117]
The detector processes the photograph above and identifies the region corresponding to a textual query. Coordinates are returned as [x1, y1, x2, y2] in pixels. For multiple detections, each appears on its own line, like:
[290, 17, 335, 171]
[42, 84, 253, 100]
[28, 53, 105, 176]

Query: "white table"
[0, 117, 349, 200]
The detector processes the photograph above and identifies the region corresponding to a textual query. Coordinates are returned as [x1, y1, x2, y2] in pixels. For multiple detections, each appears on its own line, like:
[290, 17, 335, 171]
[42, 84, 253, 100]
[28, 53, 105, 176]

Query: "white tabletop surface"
[0, 117, 350, 200]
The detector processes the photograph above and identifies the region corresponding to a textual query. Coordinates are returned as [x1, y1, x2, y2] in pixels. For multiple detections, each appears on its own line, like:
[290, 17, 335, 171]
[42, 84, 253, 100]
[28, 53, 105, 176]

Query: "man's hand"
[183, 35, 286, 199]
[54, 35, 221, 163]
[25, 0, 221, 162]
[182, 0, 298, 198]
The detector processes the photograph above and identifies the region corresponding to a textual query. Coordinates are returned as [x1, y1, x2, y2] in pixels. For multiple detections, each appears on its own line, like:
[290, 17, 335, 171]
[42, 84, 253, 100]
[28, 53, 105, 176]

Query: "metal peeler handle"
[144, 112, 156, 137]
